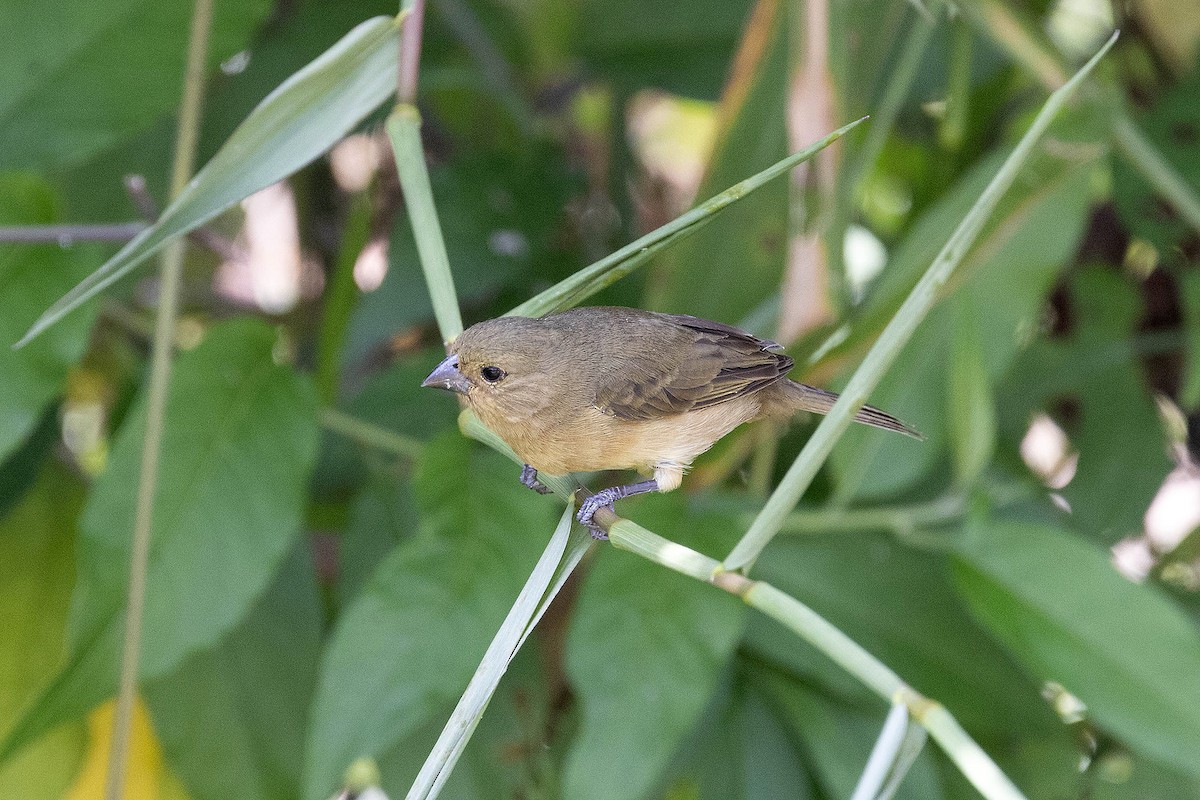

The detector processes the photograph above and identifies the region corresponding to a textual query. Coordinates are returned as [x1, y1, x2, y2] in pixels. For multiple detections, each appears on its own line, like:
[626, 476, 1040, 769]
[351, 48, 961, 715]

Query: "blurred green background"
[1, 0, 1200, 798]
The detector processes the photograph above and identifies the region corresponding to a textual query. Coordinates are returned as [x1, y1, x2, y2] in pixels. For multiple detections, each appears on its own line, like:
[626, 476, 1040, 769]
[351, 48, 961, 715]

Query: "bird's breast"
[477, 396, 761, 476]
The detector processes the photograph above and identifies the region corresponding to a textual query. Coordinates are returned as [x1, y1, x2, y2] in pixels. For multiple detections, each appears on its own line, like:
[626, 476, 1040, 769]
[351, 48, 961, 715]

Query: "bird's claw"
[577, 486, 626, 539]
[520, 464, 554, 495]
[576, 493, 614, 540]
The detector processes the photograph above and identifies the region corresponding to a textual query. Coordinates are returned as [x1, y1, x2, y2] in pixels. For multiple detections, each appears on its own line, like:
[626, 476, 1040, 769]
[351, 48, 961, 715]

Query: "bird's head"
[421, 316, 561, 420]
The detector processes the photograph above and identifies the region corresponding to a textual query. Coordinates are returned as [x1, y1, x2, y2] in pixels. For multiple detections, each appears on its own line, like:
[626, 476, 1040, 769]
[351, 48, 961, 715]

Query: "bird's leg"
[577, 479, 659, 540]
[520, 464, 554, 495]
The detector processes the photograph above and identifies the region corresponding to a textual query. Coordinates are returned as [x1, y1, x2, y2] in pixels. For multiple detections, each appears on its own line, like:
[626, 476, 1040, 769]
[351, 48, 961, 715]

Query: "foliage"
[1, 0, 1199, 799]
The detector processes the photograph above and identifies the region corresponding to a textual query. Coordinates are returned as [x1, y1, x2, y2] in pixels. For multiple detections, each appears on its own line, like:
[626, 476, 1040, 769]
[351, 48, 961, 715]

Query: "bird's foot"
[576, 491, 617, 540]
[520, 464, 554, 495]
[575, 479, 659, 540]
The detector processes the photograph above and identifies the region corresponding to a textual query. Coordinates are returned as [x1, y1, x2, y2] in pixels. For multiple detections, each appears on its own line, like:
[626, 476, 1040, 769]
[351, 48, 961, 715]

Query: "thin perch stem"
[586, 508, 1027, 800]
[104, 0, 214, 796]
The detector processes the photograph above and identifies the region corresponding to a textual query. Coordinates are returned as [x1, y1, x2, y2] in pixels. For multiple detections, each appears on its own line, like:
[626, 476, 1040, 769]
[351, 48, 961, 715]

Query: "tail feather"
[783, 381, 923, 440]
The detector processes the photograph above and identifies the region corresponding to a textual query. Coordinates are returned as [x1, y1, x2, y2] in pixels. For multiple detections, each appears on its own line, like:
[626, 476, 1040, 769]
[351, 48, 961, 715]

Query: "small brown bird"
[422, 306, 919, 537]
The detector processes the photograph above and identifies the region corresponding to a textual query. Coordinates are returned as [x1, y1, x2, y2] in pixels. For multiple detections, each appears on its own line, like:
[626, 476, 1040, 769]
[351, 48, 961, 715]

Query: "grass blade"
[405, 480, 592, 800]
[723, 31, 1118, 571]
[506, 117, 868, 319]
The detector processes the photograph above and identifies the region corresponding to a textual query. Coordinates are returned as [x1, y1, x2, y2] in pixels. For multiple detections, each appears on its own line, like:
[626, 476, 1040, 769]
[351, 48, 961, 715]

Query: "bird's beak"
[422, 354, 471, 394]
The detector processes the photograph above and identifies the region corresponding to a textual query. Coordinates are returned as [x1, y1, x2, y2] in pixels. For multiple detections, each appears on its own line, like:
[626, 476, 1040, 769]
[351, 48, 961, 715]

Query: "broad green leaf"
[0, 320, 319, 760]
[952, 521, 1200, 778]
[998, 270, 1172, 542]
[144, 543, 322, 800]
[563, 493, 745, 800]
[647, 0, 790, 324]
[0, 0, 270, 171]
[829, 140, 1095, 501]
[751, 670, 943, 800]
[18, 15, 402, 347]
[0, 174, 101, 461]
[746, 532, 1063, 740]
[0, 467, 87, 792]
[336, 474, 417, 606]
[303, 434, 558, 800]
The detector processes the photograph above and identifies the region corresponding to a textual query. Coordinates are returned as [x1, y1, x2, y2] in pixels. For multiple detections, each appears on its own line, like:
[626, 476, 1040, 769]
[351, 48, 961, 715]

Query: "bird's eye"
[480, 365, 506, 383]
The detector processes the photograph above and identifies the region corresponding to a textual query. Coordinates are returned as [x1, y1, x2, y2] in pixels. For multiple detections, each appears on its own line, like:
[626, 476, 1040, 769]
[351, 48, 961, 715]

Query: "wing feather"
[594, 314, 792, 420]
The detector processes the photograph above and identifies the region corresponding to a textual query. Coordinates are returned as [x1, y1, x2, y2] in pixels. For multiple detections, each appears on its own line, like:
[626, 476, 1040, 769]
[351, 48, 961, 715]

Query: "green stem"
[387, 106, 464, 343]
[315, 194, 371, 406]
[321, 407, 425, 461]
[592, 510, 1027, 800]
[723, 32, 1117, 573]
[105, 0, 214, 796]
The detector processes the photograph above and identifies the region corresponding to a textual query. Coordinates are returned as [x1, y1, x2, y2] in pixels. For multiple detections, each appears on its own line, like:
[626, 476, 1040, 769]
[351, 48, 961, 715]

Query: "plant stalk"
[104, 0, 213, 796]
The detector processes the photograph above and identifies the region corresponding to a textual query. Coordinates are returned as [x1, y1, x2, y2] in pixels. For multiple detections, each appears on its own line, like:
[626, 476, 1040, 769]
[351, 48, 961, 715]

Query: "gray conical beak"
[422, 354, 471, 394]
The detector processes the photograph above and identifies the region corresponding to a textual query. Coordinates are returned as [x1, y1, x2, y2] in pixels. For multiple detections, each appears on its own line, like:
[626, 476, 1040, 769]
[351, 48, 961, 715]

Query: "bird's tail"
[782, 380, 923, 439]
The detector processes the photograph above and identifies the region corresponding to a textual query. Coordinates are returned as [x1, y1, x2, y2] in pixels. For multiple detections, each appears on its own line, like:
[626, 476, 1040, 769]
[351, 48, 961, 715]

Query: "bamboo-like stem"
[320, 407, 425, 461]
[397, 0, 425, 104]
[723, 32, 1117, 573]
[582, 508, 1027, 800]
[104, 0, 214, 796]
[387, 105, 463, 342]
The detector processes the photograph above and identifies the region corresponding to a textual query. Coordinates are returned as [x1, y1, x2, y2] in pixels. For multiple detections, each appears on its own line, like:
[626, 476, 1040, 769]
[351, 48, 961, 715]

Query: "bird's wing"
[594, 314, 793, 420]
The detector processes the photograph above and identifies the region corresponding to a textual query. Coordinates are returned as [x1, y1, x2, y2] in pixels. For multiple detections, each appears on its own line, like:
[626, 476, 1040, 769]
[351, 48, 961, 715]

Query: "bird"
[421, 306, 920, 538]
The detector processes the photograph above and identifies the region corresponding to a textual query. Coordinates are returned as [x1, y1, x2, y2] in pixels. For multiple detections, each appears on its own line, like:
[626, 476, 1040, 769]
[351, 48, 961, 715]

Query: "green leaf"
[0, 319, 320, 761]
[17, 15, 402, 347]
[952, 521, 1200, 778]
[0, 467, 87, 792]
[0, 0, 271, 171]
[303, 434, 558, 800]
[563, 493, 745, 800]
[144, 543, 323, 800]
[747, 533, 1061, 740]
[998, 269, 1172, 542]
[0, 174, 101, 461]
